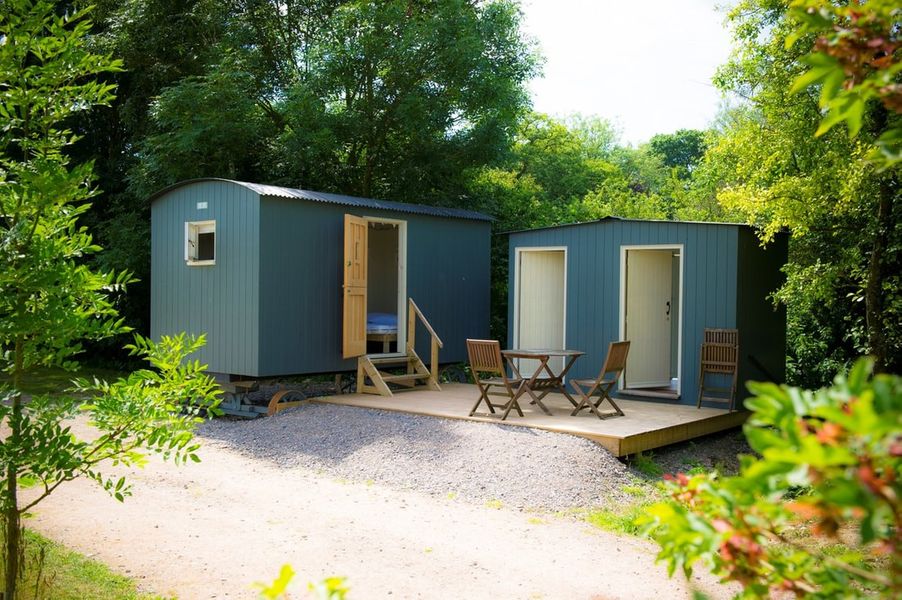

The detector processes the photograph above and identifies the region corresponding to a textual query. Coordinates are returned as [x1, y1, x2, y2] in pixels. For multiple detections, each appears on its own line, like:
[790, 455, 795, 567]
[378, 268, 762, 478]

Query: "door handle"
[665, 301, 671, 317]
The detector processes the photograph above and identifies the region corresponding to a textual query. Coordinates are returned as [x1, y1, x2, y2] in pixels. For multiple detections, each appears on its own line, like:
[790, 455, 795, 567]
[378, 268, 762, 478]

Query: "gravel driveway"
[26, 408, 738, 599]
[199, 402, 635, 511]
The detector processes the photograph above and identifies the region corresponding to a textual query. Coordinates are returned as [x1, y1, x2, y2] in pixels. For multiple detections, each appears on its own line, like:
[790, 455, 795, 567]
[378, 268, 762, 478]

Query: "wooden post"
[431, 337, 439, 382]
[407, 297, 416, 354]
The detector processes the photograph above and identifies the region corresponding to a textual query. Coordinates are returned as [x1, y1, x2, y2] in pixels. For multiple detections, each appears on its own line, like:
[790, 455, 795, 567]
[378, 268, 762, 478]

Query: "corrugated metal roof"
[501, 215, 761, 235]
[149, 178, 493, 222]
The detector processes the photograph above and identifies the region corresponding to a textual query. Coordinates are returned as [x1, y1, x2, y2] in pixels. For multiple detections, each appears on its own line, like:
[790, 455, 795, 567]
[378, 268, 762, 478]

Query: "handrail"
[407, 297, 443, 385]
[407, 298, 443, 348]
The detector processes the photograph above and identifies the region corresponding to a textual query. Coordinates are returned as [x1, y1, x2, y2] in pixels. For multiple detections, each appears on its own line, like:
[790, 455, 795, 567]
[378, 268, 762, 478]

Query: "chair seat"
[572, 378, 616, 387]
[482, 376, 522, 386]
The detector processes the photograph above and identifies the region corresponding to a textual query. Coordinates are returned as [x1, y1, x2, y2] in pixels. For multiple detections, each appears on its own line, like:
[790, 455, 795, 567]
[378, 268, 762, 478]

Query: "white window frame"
[185, 220, 216, 266]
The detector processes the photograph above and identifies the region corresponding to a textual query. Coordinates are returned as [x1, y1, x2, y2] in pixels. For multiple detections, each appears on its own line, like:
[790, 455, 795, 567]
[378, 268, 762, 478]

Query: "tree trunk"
[4, 338, 24, 599]
[865, 178, 894, 372]
[4, 460, 19, 600]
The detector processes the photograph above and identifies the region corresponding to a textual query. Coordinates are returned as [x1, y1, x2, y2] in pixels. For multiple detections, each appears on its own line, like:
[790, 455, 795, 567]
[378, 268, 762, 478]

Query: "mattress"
[367, 312, 397, 334]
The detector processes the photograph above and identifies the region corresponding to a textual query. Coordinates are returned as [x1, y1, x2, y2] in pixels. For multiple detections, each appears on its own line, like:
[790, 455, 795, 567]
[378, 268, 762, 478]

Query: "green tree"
[704, 0, 900, 378]
[0, 3, 220, 597]
[73, 0, 230, 343]
[136, 0, 538, 204]
[648, 129, 708, 178]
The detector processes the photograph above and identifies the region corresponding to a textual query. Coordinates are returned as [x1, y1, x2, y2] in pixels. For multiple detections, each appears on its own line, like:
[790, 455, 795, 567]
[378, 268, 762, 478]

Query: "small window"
[185, 220, 216, 265]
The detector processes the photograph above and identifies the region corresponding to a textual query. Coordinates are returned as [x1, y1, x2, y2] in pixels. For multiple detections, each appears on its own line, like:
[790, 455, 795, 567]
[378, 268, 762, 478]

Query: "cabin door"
[342, 214, 368, 358]
[515, 248, 566, 376]
[623, 248, 673, 388]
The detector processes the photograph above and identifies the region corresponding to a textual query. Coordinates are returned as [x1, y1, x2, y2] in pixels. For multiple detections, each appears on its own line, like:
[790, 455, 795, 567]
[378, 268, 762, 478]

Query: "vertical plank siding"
[509, 220, 783, 406]
[152, 181, 491, 378]
[151, 181, 260, 376]
[257, 199, 490, 375]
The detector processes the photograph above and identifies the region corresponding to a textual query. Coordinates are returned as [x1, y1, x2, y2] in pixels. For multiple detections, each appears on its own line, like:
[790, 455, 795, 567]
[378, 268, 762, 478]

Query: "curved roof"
[149, 178, 493, 222]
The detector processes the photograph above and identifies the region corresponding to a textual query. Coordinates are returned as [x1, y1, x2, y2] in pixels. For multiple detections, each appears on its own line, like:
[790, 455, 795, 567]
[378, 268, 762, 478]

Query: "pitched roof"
[149, 178, 493, 222]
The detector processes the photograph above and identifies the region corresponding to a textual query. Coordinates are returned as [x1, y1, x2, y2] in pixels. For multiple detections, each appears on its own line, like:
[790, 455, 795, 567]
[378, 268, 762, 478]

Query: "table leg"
[555, 355, 582, 407]
[527, 356, 554, 416]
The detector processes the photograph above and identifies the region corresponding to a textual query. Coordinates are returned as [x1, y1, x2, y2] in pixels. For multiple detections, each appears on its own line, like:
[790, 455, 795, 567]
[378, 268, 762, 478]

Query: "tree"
[135, 0, 538, 204]
[784, 0, 901, 373]
[703, 0, 900, 379]
[72, 0, 230, 343]
[648, 129, 708, 178]
[0, 3, 219, 597]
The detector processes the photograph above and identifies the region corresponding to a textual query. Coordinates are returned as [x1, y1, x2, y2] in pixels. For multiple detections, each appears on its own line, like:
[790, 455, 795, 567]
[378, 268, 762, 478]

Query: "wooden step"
[381, 373, 430, 383]
[369, 356, 416, 365]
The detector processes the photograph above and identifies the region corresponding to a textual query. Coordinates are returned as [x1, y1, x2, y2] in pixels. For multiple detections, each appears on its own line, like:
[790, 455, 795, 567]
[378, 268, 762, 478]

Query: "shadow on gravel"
[197, 402, 634, 510]
[199, 403, 474, 466]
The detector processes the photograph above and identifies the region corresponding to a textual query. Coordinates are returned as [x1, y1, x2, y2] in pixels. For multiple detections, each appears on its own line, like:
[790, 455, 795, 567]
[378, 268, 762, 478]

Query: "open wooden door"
[343, 215, 368, 358]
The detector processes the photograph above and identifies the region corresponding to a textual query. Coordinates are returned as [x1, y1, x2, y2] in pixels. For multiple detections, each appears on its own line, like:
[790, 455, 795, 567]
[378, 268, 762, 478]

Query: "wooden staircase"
[357, 298, 443, 396]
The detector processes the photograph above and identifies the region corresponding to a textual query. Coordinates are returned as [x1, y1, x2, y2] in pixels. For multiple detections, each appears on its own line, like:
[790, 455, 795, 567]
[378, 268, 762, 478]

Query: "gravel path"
[199, 402, 636, 511]
[28, 415, 739, 600]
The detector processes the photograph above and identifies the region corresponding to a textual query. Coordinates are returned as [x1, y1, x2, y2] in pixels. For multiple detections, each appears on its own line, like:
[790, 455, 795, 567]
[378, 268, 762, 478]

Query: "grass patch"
[630, 451, 664, 477]
[585, 504, 651, 537]
[585, 482, 660, 537]
[1, 529, 164, 600]
[621, 484, 647, 497]
[484, 499, 504, 510]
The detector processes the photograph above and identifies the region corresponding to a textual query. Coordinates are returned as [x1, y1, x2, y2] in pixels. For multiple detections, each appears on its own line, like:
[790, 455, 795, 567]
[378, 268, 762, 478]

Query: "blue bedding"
[367, 312, 397, 334]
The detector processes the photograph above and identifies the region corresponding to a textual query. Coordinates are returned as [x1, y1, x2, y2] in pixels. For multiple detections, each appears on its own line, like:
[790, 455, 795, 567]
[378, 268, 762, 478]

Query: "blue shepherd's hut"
[151, 179, 491, 381]
[506, 217, 787, 406]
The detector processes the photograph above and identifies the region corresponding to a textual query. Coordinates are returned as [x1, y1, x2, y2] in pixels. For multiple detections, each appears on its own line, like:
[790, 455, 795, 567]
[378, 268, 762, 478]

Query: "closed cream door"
[516, 250, 565, 376]
[342, 214, 368, 358]
[624, 249, 672, 387]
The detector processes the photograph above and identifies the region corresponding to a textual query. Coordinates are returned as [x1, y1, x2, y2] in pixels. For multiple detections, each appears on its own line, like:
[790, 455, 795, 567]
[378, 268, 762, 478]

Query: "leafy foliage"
[0, 2, 220, 597]
[641, 358, 901, 598]
[703, 0, 901, 377]
[787, 0, 901, 168]
[133, 0, 538, 203]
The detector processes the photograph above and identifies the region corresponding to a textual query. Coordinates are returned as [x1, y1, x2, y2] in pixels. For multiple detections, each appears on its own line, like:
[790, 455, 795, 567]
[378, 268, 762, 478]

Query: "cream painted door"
[625, 249, 672, 387]
[516, 250, 565, 376]
[342, 215, 368, 358]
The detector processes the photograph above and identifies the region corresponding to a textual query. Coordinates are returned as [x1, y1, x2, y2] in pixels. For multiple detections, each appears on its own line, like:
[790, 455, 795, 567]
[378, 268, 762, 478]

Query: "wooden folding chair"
[466, 339, 525, 420]
[569, 341, 630, 419]
[697, 328, 739, 411]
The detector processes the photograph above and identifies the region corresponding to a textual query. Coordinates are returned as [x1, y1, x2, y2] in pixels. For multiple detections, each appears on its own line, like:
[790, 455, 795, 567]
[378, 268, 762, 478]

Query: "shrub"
[641, 358, 901, 598]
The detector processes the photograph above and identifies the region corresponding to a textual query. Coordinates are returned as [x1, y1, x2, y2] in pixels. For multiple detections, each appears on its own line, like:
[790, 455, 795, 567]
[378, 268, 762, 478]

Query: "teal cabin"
[150, 179, 492, 379]
[506, 217, 787, 406]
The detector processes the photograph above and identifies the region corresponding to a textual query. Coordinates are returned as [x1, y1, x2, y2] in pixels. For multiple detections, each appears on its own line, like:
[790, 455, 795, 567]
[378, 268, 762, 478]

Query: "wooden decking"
[312, 383, 747, 457]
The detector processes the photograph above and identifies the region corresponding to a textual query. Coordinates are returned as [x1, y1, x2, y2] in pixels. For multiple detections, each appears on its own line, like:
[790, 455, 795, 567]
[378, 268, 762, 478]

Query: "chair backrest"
[700, 342, 738, 373]
[704, 328, 738, 346]
[466, 339, 505, 378]
[598, 341, 631, 382]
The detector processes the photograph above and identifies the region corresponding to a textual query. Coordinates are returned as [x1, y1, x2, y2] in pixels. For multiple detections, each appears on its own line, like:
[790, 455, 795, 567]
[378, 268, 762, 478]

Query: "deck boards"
[312, 383, 747, 456]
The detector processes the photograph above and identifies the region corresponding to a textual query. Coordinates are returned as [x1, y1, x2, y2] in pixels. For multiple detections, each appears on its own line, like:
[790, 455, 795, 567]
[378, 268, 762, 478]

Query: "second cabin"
[150, 179, 492, 391]
[506, 217, 788, 406]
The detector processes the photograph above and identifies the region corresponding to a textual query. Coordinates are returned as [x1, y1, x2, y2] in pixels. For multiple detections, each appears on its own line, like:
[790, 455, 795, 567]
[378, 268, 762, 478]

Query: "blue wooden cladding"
[507, 218, 787, 406]
[151, 179, 491, 377]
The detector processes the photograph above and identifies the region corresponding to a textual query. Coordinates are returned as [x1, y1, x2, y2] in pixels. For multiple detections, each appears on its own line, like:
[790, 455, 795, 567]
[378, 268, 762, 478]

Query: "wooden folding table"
[501, 349, 584, 415]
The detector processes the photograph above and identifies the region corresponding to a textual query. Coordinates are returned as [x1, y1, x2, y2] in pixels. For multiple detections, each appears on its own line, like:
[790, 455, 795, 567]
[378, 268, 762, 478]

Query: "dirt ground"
[26, 420, 735, 599]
